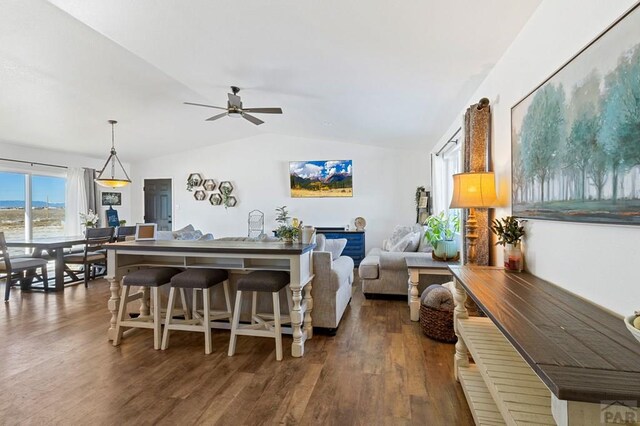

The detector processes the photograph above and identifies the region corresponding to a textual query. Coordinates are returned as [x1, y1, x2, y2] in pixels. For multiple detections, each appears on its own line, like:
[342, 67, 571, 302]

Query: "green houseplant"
[491, 216, 525, 272]
[274, 206, 299, 243]
[424, 212, 460, 260]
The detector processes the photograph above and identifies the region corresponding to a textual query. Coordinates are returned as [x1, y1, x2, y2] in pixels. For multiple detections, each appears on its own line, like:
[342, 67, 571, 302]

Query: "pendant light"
[95, 120, 131, 188]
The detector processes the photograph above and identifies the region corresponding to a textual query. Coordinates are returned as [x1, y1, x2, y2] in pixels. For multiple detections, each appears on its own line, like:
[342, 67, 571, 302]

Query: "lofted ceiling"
[0, 0, 541, 161]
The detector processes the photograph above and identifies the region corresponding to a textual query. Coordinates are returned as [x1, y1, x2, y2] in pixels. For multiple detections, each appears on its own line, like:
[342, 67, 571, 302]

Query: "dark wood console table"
[449, 266, 640, 425]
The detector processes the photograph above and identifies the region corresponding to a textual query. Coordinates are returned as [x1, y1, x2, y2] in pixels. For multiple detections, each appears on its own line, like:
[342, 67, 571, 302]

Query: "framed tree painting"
[511, 3, 640, 225]
[101, 192, 122, 206]
[289, 160, 353, 198]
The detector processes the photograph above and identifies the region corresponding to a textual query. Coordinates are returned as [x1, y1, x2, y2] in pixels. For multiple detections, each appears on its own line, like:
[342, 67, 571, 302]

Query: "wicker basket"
[420, 304, 456, 343]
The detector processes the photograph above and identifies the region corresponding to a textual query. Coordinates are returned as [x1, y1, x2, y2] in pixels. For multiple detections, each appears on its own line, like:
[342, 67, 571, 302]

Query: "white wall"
[433, 0, 639, 315]
[0, 140, 132, 225]
[130, 134, 428, 252]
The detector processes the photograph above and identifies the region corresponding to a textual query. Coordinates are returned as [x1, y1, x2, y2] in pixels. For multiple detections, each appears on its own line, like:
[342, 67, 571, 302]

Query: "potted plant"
[491, 216, 525, 272]
[221, 186, 233, 209]
[424, 212, 460, 260]
[274, 206, 300, 243]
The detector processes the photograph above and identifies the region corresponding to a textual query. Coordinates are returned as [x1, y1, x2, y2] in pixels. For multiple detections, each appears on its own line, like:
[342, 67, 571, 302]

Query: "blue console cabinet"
[316, 227, 365, 267]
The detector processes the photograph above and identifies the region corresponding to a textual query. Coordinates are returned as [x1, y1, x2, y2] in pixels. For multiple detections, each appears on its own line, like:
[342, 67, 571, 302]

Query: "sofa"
[359, 225, 451, 297]
[213, 234, 354, 333]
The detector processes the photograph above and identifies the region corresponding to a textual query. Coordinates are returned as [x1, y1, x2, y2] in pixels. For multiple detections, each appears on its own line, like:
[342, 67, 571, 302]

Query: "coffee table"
[406, 256, 459, 321]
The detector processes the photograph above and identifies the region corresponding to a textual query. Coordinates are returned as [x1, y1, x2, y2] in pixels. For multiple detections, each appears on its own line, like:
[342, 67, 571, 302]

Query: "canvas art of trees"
[511, 7, 640, 225]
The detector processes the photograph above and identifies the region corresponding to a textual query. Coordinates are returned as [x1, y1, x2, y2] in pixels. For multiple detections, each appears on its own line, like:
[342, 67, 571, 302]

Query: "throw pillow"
[172, 224, 195, 239]
[198, 233, 214, 241]
[387, 225, 412, 246]
[324, 238, 347, 260]
[175, 229, 203, 240]
[420, 284, 454, 312]
[388, 232, 414, 252]
[315, 234, 327, 252]
[417, 227, 432, 252]
[404, 231, 421, 252]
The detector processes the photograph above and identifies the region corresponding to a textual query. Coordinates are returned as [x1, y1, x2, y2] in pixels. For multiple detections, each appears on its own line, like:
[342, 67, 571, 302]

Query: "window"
[0, 170, 66, 242]
[431, 142, 462, 216]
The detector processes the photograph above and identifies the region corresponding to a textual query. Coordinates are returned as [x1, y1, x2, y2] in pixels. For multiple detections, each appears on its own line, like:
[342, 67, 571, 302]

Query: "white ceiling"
[0, 0, 541, 161]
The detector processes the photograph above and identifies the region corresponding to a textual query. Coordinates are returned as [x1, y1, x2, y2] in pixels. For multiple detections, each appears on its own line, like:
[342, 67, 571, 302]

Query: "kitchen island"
[105, 239, 315, 357]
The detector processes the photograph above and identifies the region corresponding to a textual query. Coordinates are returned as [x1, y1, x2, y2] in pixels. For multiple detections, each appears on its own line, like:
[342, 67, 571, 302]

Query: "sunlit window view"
[0, 171, 66, 244]
[31, 175, 66, 238]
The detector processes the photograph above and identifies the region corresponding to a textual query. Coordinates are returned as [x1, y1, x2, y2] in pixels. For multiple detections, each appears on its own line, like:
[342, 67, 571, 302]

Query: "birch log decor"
[463, 98, 492, 266]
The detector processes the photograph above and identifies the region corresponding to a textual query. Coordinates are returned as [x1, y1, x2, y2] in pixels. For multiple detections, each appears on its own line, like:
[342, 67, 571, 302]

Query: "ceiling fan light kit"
[95, 120, 132, 188]
[184, 86, 282, 126]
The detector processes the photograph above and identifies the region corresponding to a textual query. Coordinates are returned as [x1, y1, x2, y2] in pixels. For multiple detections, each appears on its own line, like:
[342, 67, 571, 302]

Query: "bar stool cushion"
[171, 269, 228, 289]
[123, 267, 182, 287]
[237, 271, 290, 292]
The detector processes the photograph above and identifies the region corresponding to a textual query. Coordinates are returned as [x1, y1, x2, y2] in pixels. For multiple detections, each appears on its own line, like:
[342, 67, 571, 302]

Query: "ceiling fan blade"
[184, 102, 227, 110]
[228, 93, 242, 108]
[242, 107, 283, 114]
[241, 113, 264, 125]
[205, 112, 228, 122]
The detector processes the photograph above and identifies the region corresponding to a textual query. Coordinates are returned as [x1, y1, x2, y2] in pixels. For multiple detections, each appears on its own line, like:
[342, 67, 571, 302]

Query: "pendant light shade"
[95, 120, 131, 188]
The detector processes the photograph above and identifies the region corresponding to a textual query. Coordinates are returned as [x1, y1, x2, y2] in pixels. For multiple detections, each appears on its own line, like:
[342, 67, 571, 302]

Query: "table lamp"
[450, 172, 497, 264]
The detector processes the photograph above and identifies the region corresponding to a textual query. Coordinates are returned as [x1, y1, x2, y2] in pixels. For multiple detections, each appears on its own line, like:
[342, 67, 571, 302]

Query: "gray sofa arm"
[313, 252, 353, 293]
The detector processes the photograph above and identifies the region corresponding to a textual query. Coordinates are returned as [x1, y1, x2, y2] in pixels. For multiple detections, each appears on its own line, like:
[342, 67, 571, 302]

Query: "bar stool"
[228, 271, 292, 361]
[161, 269, 232, 354]
[113, 267, 182, 349]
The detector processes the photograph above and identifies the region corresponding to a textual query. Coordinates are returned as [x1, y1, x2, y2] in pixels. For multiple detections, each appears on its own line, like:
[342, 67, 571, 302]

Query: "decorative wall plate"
[194, 190, 206, 201]
[354, 216, 366, 231]
[209, 193, 222, 206]
[202, 179, 216, 191]
[226, 196, 237, 207]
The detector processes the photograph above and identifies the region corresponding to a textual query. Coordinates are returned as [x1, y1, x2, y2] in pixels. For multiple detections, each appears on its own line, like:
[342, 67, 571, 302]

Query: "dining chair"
[0, 232, 49, 301]
[63, 227, 115, 287]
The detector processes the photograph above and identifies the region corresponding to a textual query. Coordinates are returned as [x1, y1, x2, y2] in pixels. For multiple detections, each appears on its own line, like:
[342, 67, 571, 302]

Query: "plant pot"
[504, 243, 523, 272]
[434, 239, 458, 260]
[281, 237, 293, 244]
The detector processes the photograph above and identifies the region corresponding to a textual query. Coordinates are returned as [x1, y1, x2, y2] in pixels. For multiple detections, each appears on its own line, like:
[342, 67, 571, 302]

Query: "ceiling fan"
[184, 86, 283, 126]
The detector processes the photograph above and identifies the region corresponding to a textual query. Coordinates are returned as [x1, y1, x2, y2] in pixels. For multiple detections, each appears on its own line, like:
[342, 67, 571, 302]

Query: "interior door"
[144, 179, 172, 231]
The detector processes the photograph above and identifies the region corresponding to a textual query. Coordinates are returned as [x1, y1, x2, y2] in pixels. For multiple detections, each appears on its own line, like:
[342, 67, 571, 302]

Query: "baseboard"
[363, 293, 407, 301]
[313, 326, 338, 336]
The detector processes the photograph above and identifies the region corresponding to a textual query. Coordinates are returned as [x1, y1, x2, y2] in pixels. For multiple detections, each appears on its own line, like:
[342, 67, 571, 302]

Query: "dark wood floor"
[0, 279, 473, 425]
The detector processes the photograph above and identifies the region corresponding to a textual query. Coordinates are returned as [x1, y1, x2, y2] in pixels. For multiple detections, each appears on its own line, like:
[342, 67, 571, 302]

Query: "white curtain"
[65, 167, 88, 236]
[431, 145, 462, 216]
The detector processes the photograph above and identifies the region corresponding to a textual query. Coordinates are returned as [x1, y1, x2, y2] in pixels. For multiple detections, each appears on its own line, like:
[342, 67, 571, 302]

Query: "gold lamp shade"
[450, 172, 497, 209]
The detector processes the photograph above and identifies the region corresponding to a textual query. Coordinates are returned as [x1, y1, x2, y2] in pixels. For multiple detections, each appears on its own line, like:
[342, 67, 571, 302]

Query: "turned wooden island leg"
[408, 269, 420, 321]
[290, 283, 304, 357]
[453, 278, 469, 381]
[107, 275, 122, 341]
[303, 280, 313, 340]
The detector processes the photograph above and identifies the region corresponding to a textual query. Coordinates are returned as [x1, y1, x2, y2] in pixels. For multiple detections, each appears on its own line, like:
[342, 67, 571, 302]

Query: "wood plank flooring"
[0, 279, 473, 425]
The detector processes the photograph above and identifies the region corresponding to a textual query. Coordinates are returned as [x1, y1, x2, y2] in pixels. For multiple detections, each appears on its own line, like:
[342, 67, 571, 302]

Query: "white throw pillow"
[388, 226, 413, 247]
[389, 232, 414, 252]
[324, 238, 347, 261]
[172, 224, 195, 239]
[404, 231, 421, 252]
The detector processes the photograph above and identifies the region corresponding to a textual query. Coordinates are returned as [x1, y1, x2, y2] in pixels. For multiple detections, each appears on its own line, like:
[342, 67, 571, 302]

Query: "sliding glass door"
[0, 172, 26, 242]
[0, 171, 66, 242]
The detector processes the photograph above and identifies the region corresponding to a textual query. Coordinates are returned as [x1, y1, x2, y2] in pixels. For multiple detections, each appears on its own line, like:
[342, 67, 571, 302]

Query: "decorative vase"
[504, 242, 523, 272]
[434, 239, 458, 260]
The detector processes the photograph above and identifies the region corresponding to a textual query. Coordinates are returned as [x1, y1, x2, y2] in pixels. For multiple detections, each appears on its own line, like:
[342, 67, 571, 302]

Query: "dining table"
[105, 239, 315, 357]
[5, 235, 86, 291]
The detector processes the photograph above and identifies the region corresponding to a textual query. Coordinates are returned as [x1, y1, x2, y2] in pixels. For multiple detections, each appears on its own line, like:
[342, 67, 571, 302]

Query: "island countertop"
[106, 239, 315, 255]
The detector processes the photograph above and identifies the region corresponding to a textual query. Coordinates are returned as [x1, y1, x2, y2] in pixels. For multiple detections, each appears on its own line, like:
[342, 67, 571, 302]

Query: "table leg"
[53, 248, 65, 291]
[303, 280, 313, 340]
[409, 269, 420, 321]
